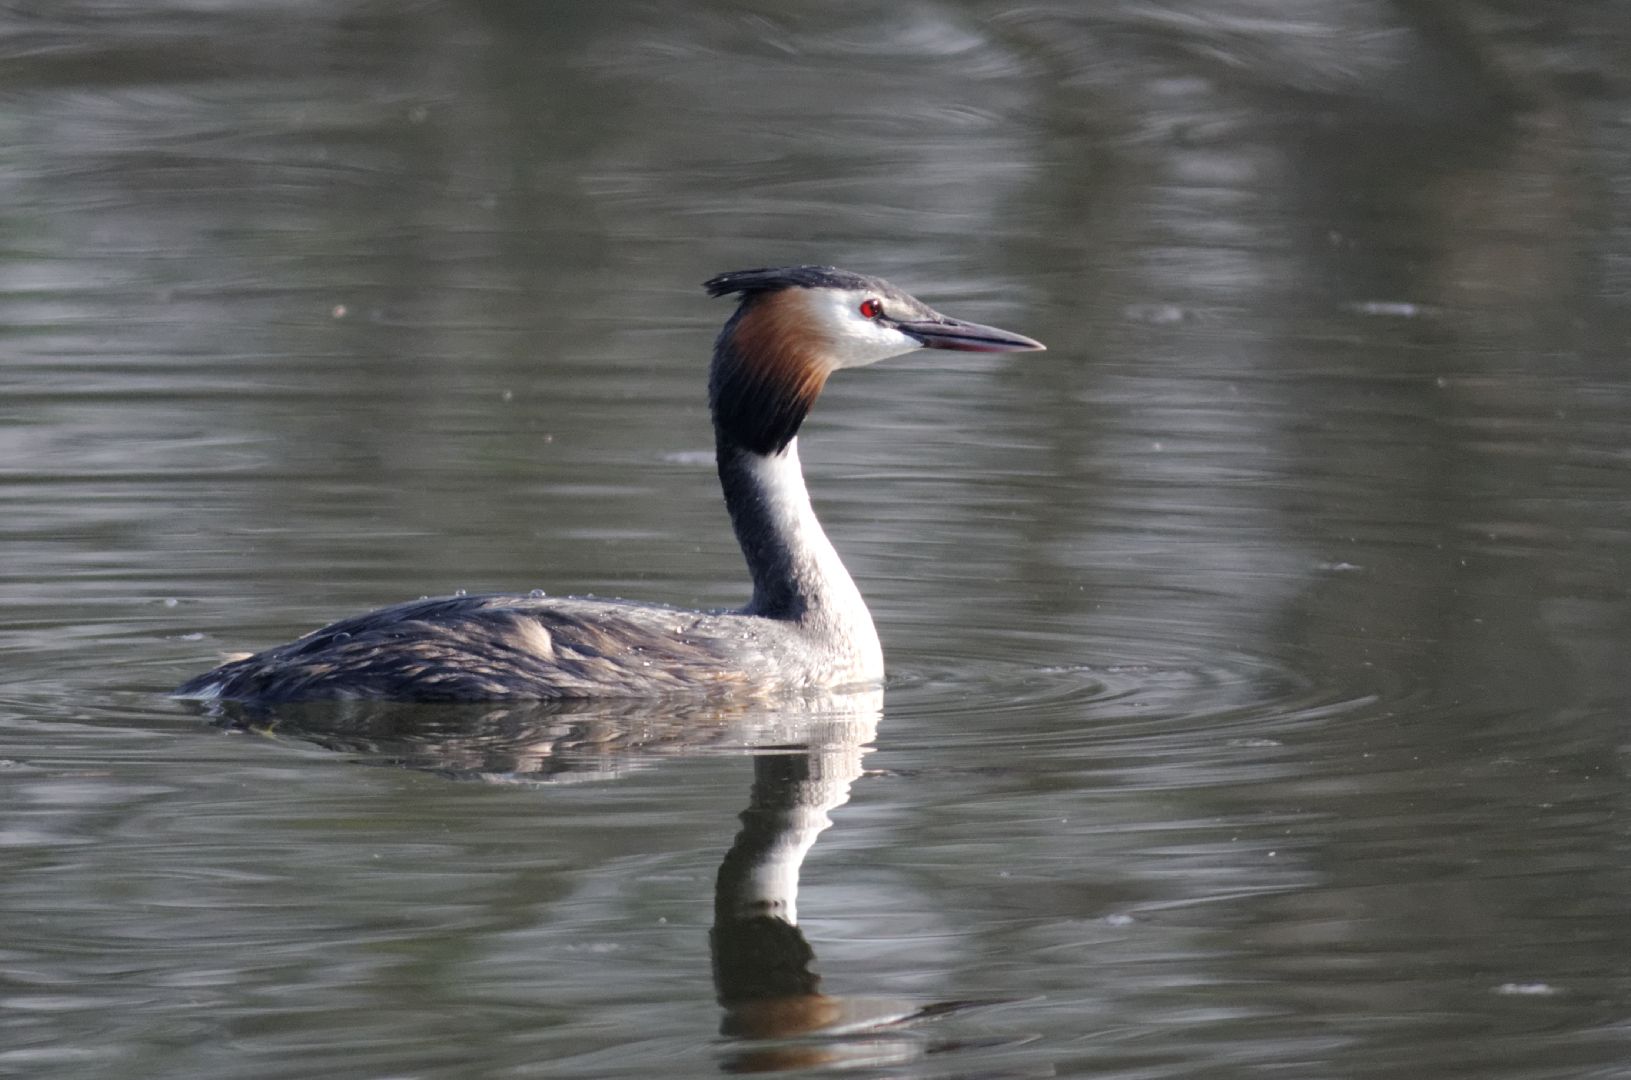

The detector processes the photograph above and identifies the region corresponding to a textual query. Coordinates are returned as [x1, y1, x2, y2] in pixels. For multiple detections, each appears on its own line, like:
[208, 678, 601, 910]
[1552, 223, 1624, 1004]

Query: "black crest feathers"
[704, 265, 879, 299]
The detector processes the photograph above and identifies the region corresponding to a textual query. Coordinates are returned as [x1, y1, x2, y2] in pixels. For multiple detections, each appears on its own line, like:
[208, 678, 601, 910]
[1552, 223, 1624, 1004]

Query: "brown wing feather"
[178, 594, 776, 702]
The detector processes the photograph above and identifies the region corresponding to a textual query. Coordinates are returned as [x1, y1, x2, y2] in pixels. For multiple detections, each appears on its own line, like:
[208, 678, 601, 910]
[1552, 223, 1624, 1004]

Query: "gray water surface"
[4, 3, 1630, 1078]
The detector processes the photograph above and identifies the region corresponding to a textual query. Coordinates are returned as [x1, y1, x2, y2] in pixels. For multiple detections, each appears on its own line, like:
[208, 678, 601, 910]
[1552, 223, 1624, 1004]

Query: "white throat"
[717, 439, 882, 677]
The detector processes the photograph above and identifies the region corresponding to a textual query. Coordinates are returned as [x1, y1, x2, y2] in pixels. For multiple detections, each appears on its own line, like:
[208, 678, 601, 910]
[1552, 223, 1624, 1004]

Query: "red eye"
[858, 298, 883, 320]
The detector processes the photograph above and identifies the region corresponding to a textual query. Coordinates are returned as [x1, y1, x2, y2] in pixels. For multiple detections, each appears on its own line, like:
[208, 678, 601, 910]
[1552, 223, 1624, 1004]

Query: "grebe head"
[704, 265, 1045, 455]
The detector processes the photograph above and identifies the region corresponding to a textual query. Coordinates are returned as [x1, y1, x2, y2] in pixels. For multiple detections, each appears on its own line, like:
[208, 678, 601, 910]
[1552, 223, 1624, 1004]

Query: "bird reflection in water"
[203, 691, 1006, 1072]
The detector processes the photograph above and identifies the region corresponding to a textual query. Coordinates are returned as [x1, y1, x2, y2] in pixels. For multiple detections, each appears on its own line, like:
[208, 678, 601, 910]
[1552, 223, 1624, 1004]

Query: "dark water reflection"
[218, 693, 976, 1071]
[4, 1, 1630, 1078]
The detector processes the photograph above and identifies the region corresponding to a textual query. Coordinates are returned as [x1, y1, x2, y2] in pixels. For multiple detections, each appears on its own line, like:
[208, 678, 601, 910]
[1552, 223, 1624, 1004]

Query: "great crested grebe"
[177, 266, 1044, 702]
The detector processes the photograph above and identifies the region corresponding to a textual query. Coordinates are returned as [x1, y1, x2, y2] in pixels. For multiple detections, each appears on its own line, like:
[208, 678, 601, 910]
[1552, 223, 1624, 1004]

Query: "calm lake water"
[4, 3, 1629, 1077]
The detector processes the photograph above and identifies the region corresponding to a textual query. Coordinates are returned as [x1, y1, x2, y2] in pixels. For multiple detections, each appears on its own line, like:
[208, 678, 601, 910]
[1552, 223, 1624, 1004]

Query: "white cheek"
[816, 291, 923, 368]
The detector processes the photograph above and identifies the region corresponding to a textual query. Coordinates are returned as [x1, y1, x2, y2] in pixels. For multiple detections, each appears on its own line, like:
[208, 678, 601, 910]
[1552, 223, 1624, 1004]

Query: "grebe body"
[177, 266, 1043, 702]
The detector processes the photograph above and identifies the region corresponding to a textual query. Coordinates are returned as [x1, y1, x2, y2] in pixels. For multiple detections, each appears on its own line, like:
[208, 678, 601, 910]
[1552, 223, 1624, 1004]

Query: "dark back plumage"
[175, 594, 779, 702]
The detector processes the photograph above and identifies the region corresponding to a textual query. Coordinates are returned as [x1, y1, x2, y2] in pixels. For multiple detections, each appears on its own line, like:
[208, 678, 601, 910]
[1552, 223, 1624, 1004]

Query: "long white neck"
[716, 439, 881, 667]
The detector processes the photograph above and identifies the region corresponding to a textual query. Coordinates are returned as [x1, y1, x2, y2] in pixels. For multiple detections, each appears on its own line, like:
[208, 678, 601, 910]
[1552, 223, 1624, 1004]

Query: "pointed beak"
[892, 314, 1046, 353]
